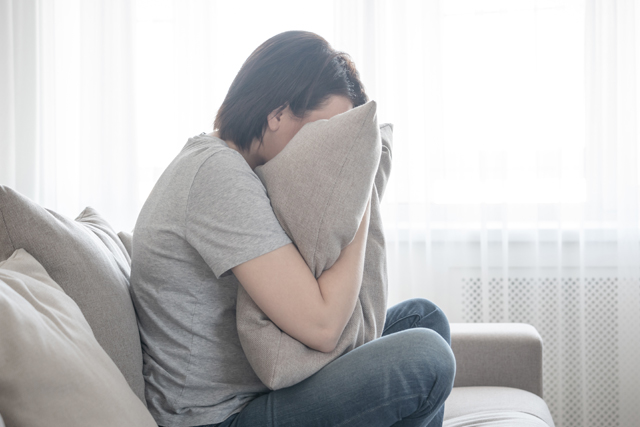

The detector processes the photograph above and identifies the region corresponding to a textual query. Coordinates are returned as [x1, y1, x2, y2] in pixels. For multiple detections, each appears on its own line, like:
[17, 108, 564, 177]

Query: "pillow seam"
[309, 112, 373, 272]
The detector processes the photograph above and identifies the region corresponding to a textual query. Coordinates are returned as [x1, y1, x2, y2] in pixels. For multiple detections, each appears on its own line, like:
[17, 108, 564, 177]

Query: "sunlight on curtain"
[1, 0, 37, 197]
[0, 0, 137, 229]
[1, 1, 639, 425]
[354, 1, 638, 426]
[334, 1, 640, 426]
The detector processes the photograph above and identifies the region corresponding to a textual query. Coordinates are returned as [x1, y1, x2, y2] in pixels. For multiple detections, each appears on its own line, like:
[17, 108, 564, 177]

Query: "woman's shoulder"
[182, 132, 231, 155]
[181, 133, 248, 170]
[179, 133, 261, 190]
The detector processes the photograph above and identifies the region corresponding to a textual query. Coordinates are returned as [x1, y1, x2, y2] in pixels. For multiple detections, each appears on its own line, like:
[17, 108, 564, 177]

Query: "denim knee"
[394, 328, 456, 395]
[409, 297, 451, 346]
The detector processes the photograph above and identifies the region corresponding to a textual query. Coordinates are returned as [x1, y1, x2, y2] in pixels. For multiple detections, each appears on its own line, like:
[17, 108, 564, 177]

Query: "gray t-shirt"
[130, 134, 292, 426]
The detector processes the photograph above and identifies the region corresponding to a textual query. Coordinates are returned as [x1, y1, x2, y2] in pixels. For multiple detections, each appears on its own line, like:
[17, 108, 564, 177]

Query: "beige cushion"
[236, 101, 393, 389]
[444, 411, 550, 427]
[0, 187, 145, 403]
[450, 323, 544, 397]
[444, 387, 555, 426]
[0, 249, 156, 427]
[255, 101, 382, 276]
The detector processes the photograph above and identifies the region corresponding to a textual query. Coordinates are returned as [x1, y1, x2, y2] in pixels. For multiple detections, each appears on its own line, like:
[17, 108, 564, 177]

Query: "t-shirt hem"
[152, 407, 244, 427]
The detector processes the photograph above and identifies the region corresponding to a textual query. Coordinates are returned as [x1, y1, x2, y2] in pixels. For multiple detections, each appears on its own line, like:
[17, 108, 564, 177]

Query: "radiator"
[460, 275, 640, 427]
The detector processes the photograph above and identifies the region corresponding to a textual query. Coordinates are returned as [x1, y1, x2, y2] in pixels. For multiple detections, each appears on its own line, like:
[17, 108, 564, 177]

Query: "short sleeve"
[185, 151, 292, 279]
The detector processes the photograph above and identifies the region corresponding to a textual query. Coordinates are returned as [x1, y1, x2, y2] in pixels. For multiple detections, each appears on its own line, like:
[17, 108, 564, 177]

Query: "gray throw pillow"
[236, 101, 393, 390]
[0, 188, 146, 404]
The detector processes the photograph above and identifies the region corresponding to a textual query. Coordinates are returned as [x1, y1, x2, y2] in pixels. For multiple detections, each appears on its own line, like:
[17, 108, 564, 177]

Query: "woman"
[130, 31, 455, 427]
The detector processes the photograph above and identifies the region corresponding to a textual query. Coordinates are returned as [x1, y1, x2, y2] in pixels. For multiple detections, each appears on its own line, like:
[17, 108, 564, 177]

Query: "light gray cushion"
[0, 249, 156, 427]
[0, 187, 145, 403]
[450, 323, 544, 397]
[444, 387, 555, 426]
[255, 100, 381, 276]
[236, 101, 393, 389]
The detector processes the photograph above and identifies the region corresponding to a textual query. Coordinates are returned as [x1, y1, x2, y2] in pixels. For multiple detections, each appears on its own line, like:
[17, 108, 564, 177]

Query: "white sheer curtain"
[1, 0, 137, 230]
[1, 0, 37, 199]
[1, 0, 639, 425]
[361, 1, 640, 426]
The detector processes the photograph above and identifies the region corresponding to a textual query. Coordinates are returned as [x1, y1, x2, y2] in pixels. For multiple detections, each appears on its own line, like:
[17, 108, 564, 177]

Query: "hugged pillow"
[255, 100, 381, 277]
[0, 188, 145, 403]
[0, 249, 156, 427]
[236, 101, 393, 389]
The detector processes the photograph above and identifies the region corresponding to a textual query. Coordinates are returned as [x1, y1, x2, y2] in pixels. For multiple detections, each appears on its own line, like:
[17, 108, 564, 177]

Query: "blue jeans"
[197, 298, 455, 427]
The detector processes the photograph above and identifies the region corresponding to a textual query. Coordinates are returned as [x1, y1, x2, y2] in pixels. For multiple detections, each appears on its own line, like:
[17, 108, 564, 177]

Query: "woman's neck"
[209, 130, 264, 170]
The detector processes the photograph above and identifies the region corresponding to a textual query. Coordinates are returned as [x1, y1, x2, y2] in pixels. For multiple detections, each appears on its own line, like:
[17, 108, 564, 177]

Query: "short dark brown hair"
[214, 31, 368, 152]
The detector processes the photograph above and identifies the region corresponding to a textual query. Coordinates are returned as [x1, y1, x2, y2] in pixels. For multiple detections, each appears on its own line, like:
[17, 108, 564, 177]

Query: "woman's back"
[130, 133, 291, 426]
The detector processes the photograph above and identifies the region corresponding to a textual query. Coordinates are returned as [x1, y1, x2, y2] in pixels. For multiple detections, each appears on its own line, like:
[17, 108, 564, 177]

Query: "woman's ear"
[266, 104, 288, 132]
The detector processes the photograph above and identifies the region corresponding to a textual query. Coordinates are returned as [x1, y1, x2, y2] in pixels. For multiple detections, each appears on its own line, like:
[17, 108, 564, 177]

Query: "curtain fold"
[586, 1, 640, 425]
[0, 0, 16, 188]
[1, 0, 38, 195]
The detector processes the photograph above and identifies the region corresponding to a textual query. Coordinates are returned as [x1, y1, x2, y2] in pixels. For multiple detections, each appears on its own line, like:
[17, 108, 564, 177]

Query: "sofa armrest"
[450, 323, 543, 398]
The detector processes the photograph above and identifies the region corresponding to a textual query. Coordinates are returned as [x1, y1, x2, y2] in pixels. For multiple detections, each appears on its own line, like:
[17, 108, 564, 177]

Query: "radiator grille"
[461, 277, 622, 427]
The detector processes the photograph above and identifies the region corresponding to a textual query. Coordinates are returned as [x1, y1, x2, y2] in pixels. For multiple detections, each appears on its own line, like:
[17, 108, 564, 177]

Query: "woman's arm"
[232, 198, 371, 353]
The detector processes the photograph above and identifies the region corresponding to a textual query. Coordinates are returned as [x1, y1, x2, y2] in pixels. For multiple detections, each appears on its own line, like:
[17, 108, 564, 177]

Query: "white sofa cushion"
[0, 248, 156, 427]
[444, 411, 550, 427]
[444, 387, 555, 426]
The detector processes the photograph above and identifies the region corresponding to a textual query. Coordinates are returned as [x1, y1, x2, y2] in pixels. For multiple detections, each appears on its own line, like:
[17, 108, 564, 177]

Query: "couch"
[0, 186, 554, 426]
[444, 323, 555, 426]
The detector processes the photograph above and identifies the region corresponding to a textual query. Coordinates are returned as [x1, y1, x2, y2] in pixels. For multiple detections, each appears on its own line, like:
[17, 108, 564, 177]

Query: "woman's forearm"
[316, 198, 371, 352]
